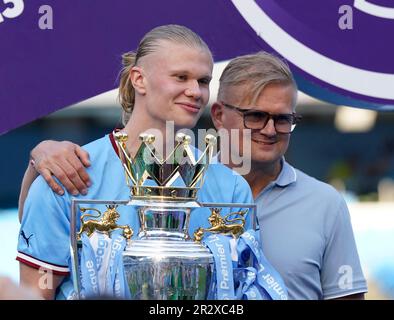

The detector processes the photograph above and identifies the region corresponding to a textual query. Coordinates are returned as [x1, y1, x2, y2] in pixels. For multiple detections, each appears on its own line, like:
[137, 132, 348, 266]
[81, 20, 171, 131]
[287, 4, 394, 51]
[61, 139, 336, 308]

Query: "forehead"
[226, 82, 296, 112]
[141, 40, 213, 76]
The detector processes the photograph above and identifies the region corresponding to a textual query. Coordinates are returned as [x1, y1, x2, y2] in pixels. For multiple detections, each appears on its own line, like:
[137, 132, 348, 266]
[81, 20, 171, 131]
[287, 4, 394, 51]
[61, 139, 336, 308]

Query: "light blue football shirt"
[255, 158, 368, 299]
[17, 133, 254, 299]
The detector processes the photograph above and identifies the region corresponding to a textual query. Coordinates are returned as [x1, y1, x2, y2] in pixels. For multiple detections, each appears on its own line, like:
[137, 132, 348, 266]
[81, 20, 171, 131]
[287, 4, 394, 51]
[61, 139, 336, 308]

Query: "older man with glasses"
[210, 52, 367, 300]
[18, 51, 367, 300]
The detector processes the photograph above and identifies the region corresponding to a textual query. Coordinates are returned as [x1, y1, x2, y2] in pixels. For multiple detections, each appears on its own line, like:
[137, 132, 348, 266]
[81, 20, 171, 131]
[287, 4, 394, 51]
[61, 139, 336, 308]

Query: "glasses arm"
[221, 102, 253, 114]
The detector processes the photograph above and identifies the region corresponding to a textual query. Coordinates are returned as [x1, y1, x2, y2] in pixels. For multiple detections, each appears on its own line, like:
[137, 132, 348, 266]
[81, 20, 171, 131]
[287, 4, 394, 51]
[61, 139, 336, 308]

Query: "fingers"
[39, 167, 65, 196]
[54, 160, 88, 195]
[31, 140, 92, 196]
[66, 156, 91, 193]
[75, 145, 91, 168]
[36, 160, 87, 196]
[73, 146, 92, 187]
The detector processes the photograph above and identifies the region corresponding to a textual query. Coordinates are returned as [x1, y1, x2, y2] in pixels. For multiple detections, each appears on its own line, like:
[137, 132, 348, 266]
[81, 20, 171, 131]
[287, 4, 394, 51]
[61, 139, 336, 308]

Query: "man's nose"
[185, 80, 202, 99]
[259, 118, 276, 136]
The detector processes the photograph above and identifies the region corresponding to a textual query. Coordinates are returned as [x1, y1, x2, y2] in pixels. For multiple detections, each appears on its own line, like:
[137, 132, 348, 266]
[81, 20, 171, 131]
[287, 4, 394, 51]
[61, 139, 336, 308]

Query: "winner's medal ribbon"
[204, 234, 236, 300]
[239, 230, 288, 300]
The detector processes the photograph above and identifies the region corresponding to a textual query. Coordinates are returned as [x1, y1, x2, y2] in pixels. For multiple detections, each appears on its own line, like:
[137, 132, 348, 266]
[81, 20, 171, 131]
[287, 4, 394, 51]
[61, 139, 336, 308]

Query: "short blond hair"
[218, 51, 297, 105]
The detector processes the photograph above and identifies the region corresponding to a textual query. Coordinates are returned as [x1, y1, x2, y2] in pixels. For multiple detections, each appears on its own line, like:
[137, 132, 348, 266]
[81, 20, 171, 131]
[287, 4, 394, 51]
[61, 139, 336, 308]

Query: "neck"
[241, 160, 282, 199]
[122, 109, 178, 158]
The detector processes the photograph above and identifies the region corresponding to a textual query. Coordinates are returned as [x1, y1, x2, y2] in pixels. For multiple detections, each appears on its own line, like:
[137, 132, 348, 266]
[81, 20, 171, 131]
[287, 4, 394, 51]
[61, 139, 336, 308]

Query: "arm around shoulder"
[18, 161, 39, 222]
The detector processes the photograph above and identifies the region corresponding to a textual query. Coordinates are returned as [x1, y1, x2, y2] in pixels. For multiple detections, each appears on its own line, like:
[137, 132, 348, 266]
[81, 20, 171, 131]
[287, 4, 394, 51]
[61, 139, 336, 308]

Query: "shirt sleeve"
[321, 196, 368, 299]
[16, 176, 72, 275]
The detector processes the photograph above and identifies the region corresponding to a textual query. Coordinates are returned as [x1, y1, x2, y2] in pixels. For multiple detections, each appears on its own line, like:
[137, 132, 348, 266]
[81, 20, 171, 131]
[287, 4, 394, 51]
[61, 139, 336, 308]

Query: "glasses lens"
[244, 112, 296, 133]
[274, 114, 294, 133]
[244, 111, 269, 129]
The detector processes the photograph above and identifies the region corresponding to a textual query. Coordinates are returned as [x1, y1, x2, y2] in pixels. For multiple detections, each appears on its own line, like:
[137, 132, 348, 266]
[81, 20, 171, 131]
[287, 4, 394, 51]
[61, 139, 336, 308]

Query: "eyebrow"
[170, 69, 212, 78]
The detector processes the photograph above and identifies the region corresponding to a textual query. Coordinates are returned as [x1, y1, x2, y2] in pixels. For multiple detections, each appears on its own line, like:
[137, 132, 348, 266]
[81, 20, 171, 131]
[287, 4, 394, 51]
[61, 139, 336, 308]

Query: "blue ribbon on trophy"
[204, 234, 236, 300]
[78, 229, 289, 300]
[80, 233, 100, 298]
[202, 229, 288, 300]
[80, 233, 129, 299]
[237, 230, 288, 300]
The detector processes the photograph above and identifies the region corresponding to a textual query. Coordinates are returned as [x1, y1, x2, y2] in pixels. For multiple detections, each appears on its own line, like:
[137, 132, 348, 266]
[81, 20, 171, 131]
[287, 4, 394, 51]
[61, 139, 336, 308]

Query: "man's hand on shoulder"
[31, 140, 92, 196]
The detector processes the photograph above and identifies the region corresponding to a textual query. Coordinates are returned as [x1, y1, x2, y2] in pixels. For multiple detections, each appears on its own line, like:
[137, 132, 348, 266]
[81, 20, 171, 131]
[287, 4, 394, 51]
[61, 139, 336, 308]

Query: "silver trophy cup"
[123, 202, 215, 299]
[70, 132, 253, 299]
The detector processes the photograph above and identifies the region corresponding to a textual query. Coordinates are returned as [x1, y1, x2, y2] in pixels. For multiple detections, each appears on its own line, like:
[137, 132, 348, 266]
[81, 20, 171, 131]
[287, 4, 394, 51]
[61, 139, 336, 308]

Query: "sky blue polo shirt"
[255, 158, 368, 299]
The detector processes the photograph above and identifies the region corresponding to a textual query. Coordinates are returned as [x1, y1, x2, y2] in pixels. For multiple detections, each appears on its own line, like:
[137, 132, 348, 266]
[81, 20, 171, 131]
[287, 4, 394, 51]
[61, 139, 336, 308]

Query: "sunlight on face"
[221, 82, 296, 167]
[137, 40, 213, 130]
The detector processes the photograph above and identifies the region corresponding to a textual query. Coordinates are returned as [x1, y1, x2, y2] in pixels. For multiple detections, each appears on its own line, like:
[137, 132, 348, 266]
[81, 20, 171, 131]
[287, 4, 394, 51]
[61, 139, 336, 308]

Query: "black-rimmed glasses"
[221, 102, 301, 133]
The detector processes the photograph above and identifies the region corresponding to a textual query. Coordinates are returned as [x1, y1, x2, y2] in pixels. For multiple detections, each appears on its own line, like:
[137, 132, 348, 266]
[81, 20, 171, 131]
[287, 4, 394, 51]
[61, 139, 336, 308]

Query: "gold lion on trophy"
[77, 205, 133, 240]
[193, 208, 247, 242]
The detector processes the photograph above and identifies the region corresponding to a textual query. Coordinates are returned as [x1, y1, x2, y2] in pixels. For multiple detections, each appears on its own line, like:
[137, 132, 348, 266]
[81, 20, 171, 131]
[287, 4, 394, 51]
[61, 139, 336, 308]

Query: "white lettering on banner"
[67, 291, 78, 300]
[261, 273, 286, 299]
[110, 236, 123, 268]
[216, 243, 229, 289]
[96, 237, 108, 269]
[114, 277, 121, 297]
[242, 231, 288, 300]
[85, 260, 98, 293]
[0, 0, 24, 23]
[247, 271, 255, 280]
[243, 232, 259, 249]
[209, 235, 231, 292]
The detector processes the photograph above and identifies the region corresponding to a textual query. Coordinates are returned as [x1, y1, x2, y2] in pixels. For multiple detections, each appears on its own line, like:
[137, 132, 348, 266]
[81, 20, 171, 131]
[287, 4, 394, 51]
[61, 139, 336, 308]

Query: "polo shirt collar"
[274, 157, 297, 187]
[214, 153, 296, 187]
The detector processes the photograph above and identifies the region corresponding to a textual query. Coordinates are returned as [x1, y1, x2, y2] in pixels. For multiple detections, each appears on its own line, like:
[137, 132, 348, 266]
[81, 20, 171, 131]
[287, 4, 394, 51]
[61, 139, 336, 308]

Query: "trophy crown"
[114, 131, 216, 202]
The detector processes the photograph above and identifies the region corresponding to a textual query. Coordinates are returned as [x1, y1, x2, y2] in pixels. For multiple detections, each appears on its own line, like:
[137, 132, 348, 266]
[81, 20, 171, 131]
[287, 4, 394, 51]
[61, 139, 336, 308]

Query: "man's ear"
[130, 66, 146, 95]
[210, 102, 225, 130]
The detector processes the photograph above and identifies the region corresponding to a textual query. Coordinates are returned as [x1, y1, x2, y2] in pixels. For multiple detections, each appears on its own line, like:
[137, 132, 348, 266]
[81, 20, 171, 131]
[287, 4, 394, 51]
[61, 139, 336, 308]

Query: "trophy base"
[123, 239, 215, 300]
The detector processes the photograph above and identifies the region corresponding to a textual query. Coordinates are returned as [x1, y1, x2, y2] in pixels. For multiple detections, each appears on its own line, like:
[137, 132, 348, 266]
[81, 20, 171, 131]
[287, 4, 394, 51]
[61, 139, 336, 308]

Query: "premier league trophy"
[70, 132, 256, 300]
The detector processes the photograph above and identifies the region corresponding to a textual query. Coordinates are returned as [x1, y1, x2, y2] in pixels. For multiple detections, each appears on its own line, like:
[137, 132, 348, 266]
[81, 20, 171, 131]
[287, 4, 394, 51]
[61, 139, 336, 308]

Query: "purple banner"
[232, 0, 394, 109]
[1, 0, 393, 134]
[0, 0, 262, 134]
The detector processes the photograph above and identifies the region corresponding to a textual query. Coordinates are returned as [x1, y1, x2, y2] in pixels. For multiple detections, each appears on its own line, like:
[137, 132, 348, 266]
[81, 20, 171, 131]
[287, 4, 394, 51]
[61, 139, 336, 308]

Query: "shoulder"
[207, 162, 250, 189]
[82, 135, 113, 158]
[203, 162, 253, 204]
[283, 164, 349, 219]
[294, 167, 344, 202]
[292, 166, 351, 228]
[81, 134, 119, 175]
